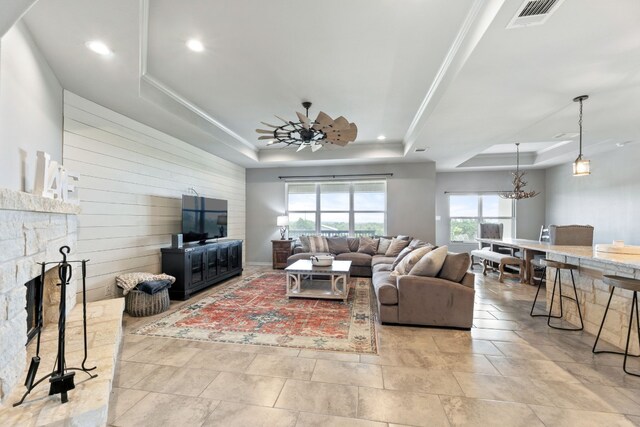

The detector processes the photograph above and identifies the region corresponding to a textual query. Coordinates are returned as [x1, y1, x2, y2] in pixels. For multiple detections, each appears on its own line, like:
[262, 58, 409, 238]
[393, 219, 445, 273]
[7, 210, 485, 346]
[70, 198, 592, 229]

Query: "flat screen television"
[182, 195, 228, 243]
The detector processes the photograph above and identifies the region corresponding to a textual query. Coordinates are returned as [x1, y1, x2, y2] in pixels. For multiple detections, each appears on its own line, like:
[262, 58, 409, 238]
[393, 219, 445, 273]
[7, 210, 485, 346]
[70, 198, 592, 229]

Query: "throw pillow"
[377, 237, 393, 255]
[327, 237, 350, 254]
[347, 237, 360, 252]
[392, 245, 434, 275]
[308, 235, 329, 253]
[438, 252, 471, 283]
[357, 237, 379, 255]
[396, 235, 411, 241]
[409, 245, 448, 277]
[385, 238, 410, 257]
[299, 235, 311, 252]
[408, 239, 430, 249]
[390, 247, 413, 270]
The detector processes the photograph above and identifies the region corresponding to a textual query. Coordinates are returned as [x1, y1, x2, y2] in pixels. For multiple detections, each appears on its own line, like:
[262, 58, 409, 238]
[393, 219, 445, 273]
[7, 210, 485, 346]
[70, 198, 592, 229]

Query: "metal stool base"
[592, 288, 640, 377]
[531, 266, 584, 331]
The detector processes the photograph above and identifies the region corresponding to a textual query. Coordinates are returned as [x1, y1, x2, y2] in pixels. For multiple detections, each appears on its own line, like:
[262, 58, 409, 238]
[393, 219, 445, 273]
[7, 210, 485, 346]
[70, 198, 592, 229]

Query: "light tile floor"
[109, 266, 640, 426]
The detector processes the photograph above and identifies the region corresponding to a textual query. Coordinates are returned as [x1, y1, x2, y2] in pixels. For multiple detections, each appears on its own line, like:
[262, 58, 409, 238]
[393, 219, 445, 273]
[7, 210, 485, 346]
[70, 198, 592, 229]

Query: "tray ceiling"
[16, 0, 640, 169]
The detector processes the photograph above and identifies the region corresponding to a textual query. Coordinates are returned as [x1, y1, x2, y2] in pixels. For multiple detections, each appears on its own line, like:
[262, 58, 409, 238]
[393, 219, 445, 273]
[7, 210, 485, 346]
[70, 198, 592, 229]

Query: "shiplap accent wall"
[63, 92, 246, 301]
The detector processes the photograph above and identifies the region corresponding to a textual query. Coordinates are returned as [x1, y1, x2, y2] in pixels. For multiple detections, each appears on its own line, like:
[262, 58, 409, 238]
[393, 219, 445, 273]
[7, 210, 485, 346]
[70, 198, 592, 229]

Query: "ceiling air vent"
[506, 0, 565, 29]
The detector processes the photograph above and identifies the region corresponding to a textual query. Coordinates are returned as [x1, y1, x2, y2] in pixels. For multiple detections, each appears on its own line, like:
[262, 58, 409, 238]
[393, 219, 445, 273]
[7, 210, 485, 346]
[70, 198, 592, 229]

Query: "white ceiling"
[15, 0, 640, 170]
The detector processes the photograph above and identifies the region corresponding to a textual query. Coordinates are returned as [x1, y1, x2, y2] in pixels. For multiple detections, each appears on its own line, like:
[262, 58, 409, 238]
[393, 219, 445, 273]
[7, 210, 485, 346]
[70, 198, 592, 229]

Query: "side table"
[272, 239, 294, 269]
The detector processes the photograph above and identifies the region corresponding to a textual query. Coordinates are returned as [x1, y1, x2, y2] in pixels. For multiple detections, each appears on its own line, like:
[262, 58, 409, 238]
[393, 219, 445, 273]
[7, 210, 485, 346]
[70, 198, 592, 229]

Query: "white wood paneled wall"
[63, 92, 246, 301]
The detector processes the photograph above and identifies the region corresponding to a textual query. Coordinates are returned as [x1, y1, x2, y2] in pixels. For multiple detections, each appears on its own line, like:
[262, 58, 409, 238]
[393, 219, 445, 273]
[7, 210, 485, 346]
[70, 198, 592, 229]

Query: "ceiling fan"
[256, 102, 358, 152]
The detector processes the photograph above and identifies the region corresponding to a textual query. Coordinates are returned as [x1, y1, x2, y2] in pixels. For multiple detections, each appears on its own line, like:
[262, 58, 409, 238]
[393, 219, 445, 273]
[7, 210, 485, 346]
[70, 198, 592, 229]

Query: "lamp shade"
[277, 215, 289, 227]
[573, 156, 591, 176]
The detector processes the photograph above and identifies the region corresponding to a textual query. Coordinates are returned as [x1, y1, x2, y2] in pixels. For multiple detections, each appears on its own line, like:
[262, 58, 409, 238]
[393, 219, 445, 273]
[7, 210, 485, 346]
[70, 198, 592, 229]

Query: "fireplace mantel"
[0, 188, 81, 215]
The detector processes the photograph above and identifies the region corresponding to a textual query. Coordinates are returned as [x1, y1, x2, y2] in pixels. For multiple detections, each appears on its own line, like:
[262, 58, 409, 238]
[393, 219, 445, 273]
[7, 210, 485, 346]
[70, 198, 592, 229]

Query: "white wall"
[545, 144, 640, 245]
[436, 170, 546, 253]
[246, 162, 436, 264]
[63, 92, 246, 301]
[0, 21, 62, 192]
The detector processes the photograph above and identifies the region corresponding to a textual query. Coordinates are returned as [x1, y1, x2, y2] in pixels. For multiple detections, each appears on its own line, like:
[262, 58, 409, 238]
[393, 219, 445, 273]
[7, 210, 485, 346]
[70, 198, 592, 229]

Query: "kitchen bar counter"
[477, 238, 640, 270]
[476, 238, 640, 352]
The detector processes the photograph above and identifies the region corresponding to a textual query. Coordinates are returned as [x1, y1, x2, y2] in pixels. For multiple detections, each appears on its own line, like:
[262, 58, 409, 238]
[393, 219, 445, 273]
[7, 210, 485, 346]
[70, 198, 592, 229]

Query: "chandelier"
[572, 95, 591, 176]
[499, 143, 540, 200]
[256, 102, 358, 152]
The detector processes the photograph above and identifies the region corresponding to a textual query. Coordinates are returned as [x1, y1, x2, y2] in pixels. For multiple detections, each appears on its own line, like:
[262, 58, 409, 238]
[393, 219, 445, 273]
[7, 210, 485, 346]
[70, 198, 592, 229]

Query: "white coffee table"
[285, 260, 352, 301]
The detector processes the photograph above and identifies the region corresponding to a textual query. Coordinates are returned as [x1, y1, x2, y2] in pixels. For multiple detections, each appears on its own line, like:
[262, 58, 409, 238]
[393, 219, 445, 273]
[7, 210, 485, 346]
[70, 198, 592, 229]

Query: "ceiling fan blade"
[296, 112, 310, 130]
[348, 123, 358, 139]
[260, 121, 280, 128]
[258, 135, 279, 140]
[275, 115, 295, 126]
[327, 138, 350, 146]
[324, 129, 356, 141]
[255, 129, 276, 134]
[311, 143, 323, 152]
[296, 144, 307, 152]
[312, 111, 334, 130]
[331, 116, 350, 131]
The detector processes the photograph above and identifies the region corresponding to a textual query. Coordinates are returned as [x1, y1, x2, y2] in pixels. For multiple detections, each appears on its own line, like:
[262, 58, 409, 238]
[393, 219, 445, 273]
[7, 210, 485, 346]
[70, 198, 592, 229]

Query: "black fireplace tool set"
[14, 246, 97, 406]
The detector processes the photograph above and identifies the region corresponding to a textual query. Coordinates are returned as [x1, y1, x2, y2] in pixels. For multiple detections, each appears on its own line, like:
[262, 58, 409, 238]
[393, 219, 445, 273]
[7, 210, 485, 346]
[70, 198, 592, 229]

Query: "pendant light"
[572, 95, 591, 176]
[499, 143, 540, 200]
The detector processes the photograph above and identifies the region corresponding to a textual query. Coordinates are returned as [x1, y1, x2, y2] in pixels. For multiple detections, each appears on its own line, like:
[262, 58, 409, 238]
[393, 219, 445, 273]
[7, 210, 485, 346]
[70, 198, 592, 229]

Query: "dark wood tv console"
[161, 239, 243, 300]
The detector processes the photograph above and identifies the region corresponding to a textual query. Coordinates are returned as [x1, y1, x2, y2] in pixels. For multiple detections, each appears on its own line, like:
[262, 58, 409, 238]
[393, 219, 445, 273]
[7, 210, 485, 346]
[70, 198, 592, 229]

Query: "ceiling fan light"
[573, 155, 591, 176]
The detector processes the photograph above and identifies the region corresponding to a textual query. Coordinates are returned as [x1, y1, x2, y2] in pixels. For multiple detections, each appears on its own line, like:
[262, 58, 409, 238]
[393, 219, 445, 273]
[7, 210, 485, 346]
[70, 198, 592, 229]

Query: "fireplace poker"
[81, 259, 96, 372]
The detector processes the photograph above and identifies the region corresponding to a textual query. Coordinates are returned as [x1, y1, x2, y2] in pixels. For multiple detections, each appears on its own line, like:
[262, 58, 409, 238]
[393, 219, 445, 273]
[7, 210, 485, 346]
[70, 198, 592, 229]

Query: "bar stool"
[592, 275, 640, 377]
[529, 258, 583, 331]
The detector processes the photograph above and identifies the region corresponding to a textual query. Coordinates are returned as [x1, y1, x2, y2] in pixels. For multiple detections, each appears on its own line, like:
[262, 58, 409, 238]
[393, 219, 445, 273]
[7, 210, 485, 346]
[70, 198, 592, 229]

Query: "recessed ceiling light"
[377, 135, 386, 141]
[85, 40, 112, 56]
[186, 39, 204, 52]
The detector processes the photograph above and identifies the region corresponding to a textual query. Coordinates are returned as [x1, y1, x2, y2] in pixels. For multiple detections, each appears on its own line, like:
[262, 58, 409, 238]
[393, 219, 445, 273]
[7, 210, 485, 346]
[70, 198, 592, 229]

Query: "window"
[287, 180, 386, 238]
[449, 194, 514, 243]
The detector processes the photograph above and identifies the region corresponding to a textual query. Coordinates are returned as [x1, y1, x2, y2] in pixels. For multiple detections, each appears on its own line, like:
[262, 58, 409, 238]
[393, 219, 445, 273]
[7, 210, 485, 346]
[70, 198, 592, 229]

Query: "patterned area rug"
[134, 272, 378, 354]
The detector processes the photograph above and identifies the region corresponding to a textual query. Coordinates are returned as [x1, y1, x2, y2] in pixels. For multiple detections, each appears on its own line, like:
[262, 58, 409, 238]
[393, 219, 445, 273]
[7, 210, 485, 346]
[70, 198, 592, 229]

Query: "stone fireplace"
[0, 188, 79, 403]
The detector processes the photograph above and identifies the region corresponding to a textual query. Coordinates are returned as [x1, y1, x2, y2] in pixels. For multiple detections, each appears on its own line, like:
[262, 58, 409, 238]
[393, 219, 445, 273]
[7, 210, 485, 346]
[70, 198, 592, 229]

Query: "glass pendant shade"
[573, 155, 591, 176]
[572, 95, 590, 177]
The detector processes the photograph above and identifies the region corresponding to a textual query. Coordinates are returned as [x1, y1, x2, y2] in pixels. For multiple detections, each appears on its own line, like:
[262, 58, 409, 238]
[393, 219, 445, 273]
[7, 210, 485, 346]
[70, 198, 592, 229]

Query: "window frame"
[286, 180, 387, 237]
[448, 193, 515, 244]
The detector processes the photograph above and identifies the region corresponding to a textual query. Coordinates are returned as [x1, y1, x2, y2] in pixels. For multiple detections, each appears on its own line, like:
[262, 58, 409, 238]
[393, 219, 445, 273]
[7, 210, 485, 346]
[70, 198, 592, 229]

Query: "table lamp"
[277, 215, 289, 240]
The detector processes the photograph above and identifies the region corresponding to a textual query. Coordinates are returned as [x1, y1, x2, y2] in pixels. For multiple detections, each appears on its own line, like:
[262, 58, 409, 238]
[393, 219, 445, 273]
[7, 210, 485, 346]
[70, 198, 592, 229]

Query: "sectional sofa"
[286, 236, 475, 329]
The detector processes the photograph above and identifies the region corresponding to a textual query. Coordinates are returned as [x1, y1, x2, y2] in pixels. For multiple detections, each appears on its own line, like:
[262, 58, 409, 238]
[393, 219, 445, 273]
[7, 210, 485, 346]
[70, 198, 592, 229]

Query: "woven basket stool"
[125, 288, 170, 317]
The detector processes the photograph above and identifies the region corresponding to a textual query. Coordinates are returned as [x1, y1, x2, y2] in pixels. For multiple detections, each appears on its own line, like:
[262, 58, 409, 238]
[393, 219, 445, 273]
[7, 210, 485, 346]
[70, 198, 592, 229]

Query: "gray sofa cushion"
[327, 237, 350, 254]
[391, 247, 413, 270]
[409, 239, 430, 249]
[335, 252, 372, 267]
[377, 237, 393, 254]
[372, 271, 398, 305]
[392, 245, 434, 275]
[371, 255, 396, 266]
[409, 246, 448, 277]
[385, 238, 410, 257]
[438, 252, 471, 283]
[299, 236, 329, 252]
[372, 263, 392, 274]
[347, 237, 360, 252]
[358, 237, 379, 255]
